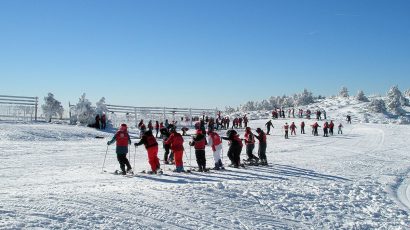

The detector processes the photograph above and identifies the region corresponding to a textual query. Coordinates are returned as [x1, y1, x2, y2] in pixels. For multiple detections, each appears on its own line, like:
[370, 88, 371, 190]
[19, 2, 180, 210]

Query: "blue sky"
[1, 0, 409, 109]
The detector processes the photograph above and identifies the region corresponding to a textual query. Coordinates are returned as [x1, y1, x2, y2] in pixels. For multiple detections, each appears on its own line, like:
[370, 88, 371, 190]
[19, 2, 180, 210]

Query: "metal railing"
[0, 95, 38, 121]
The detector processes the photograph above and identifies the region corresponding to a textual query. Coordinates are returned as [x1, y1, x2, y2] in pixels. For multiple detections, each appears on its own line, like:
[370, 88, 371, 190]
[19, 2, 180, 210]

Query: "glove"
[134, 143, 138, 147]
[107, 141, 110, 145]
[189, 141, 192, 145]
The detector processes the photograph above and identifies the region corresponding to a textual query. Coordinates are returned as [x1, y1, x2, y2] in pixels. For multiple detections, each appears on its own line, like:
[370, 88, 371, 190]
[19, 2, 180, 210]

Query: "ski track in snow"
[1, 114, 410, 229]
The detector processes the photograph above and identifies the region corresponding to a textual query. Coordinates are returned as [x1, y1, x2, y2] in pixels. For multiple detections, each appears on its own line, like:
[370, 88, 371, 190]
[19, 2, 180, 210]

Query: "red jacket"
[115, 131, 130, 147]
[244, 132, 255, 145]
[208, 132, 222, 151]
[165, 132, 184, 151]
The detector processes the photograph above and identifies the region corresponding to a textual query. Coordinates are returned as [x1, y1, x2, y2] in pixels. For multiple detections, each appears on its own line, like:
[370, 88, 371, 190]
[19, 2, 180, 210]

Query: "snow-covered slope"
[1, 101, 410, 229]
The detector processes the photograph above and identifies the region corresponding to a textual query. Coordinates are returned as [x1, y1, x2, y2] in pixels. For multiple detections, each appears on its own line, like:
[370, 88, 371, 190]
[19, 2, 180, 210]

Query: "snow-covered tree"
[339, 86, 349, 98]
[356, 90, 369, 102]
[368, 99, 386, 113]
[295, 89, 314, 106]
[405, 89, 410, 98]
[72, 93, 96, 125]
[41, 93, 64, 122]
[241, 101, 257, 111]
[385, 86, 406, 115]
[95, 97, 108, 115]
[225, 106, 236, 114]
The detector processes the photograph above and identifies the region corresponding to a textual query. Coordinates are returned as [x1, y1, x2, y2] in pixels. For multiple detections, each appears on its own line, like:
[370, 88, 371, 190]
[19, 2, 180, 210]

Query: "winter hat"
[245, 127, 251, 132]
[120, 124, 127, 131]
[256, 128, 262, 133]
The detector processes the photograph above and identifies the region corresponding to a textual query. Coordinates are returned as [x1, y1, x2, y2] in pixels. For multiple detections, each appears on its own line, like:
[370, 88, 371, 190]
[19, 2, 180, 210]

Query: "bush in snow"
[71, 93, 96, 125]
[356, 90, 369, 102]
[95, 97, 108, 115]
[385, 86, 407, 115]
[367, 99, 386, 113]
[339, 86, 349, 98]
[225, 106, 236, 114]
[398, 116, 410, 124]
[41, 93, 64, 122]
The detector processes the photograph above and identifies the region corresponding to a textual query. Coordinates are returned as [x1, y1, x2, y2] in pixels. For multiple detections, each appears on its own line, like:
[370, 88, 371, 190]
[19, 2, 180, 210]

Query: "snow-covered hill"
[1, 99, 410, 229]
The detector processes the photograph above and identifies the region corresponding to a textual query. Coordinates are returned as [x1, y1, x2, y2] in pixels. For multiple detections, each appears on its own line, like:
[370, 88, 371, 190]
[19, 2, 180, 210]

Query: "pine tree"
[368, 99, 386, 113]
[41, 93, 64, 122]
[356, 90, 369, 102]
[339, 86, 349, 98]
[385, 86, 406, 115]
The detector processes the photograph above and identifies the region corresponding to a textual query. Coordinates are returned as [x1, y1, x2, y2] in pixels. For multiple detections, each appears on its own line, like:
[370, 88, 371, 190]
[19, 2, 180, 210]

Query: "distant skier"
[95, 114, 101, 129]
[290, 122, 297, 136]
[134, 130, 160, 174]
[160, 127, 172, 164]
[147, 120, 153, 132]
[189, 130, 208, 172]
[243, 115, 248, 128]
[207, 129, 224, 170]
[265, 120, 274, 135]
[244, 127, 259, 163]
[138, 119, 144, 130]
[312, 122, 320, 136]
[329, 120, 334, 135]
[300, 121, 305, 134]
[323, 121, 329, 137]
[284, 123, 289, 139]
[338, 123, 343, 134]
[165, 126, 185, 172]
[155, 121, 160, 138]
[346, 115, 352, 124]
[222, 129, 243, 168]
[101, 113, 106, 129]
[107, 124, 132, 175]
[255, 128, 268, 166]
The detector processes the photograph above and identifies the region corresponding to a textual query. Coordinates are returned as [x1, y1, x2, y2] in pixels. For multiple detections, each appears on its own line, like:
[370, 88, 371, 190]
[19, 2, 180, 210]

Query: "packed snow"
[1, 97, 410, 229]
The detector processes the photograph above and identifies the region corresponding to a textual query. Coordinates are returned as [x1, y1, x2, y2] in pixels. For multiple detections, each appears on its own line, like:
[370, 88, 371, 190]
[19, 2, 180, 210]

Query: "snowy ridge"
[1, 99, 410, 229]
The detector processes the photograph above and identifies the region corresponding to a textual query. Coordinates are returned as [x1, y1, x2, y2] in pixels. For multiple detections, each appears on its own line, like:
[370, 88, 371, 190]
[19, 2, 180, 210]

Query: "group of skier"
[107, 118, 270, 175]
[278, 120, 344, 139]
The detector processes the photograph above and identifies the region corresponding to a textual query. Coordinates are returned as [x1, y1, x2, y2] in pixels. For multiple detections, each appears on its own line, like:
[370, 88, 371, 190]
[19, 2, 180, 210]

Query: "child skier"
[207, 129, 224, 170]
[290, 122, 297, 136]
[244, 127, 259, 164]
[300, 121, 305, 134]
[222, 129, 243, 168]
[255, 128, 268, 166]
[323, 121, 329, 137]
[329, 120, 335, 135]
[284, 123, 289, 139]
[160, 127, 172, 164]
[107, 124, 132, 175]
[189, 130, 208, 172]
[165, 127, 185, 172]
[338, 123, 343, 134]
[134, 130, 161, 174]
[265, 120, 274, 135]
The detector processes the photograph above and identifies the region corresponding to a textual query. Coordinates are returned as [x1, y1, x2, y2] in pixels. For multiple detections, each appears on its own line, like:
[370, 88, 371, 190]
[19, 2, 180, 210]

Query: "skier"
[329, 120, 335, 135]
[189, 130, 208, 172]
[283, 123, 289, 139]
[101, 113, 106, 129]
[243, 115, 248, 128]
[181, 127, 189, 136]
[255, 128, 268, 166]
[107, 124, 132, 175]
[165, 126, 185, 172]
[134, 130, 161, 174]
[160, 127, 172, 164]
[155, 121, 160, 138]
[290, 122, 297, 136]
[265, 120, 274, 135]
[312, 122, 320, 136]
[323, 121, 329, 137]
[346, 115, 352, 124]
[207, 129, 224, 170]
[147, 120, 153, 132]
[243, 127, 259, 164]
[138, 119, 144, 129]
[222, 129, 243, 168]
[300, 121, 305, 134]
[95, 114, 101, 129]
[338, 123, 343, 134]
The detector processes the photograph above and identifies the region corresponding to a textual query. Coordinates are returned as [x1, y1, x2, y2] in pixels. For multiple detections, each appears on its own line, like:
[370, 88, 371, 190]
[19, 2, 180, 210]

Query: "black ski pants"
[117, 154, 131, 172]
[195, 149, 206, 170]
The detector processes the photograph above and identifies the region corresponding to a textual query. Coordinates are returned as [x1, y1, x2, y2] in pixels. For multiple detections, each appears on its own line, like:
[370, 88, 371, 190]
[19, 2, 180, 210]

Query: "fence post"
[34, 97, 38, 121]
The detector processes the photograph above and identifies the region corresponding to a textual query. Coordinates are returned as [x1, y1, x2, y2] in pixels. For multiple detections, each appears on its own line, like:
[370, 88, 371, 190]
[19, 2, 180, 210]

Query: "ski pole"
[102, 145, 109, 172]
[134, 145, 137, 171]
[189, 145, 192, 171]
